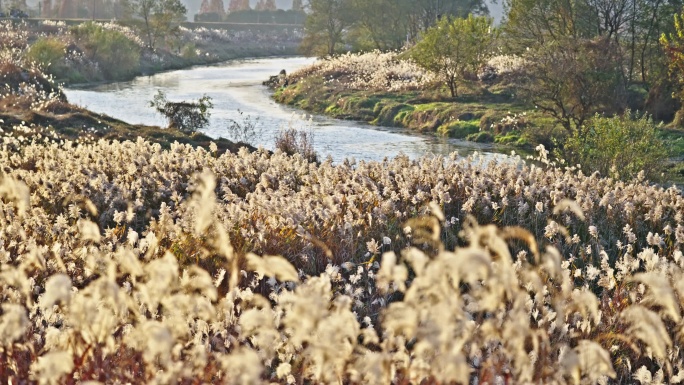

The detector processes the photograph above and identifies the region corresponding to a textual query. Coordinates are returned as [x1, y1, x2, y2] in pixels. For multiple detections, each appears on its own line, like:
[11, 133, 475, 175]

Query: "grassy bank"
[271, 52, 559, 150]
[271, 51, 684, 183]
[1, 20, 263, 156]
[22, 20, 301, 85]
[5, 21, 684, 385]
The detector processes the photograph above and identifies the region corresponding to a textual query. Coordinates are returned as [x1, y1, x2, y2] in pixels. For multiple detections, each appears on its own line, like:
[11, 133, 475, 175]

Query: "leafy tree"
[503, 0, 597, 48]
[135, 0, 186, 50]
[348, 0, 413, 51]
[503, 0, 682, 121]
[150, 90, 213, 133]
[407, 0, 489, 34]
[560, 111, 669, 181]
[661, 7, 684, 123]
[300, 0, 354, 56]
[521, 37, 625, 132]
[410, 15, 495, 97]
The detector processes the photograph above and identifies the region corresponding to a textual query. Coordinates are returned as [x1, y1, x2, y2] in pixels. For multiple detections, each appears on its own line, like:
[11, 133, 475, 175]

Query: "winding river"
[64, 57, 503, 163]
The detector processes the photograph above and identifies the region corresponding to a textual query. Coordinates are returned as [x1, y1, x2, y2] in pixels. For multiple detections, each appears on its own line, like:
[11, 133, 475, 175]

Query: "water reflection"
[65, 57, 506, 163]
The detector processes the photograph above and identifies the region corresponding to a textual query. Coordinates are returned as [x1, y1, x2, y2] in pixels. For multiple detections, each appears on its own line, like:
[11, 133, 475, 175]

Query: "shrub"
[560, 111, 670, 181]
[180, 42, 198, 60]
[274, 127, 318, 163]
[25, 37, 66, 74]
[150, 90, 213, 133]
[226, 110, 262, 145]
[70, 22, 141, 80]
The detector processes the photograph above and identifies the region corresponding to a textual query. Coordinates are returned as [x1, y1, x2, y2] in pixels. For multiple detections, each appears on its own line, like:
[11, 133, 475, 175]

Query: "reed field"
[1, 127, 683, 383]
[2, 17, 684, 385]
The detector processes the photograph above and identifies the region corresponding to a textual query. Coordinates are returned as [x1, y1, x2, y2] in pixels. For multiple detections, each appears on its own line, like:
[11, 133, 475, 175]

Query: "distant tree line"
[302, 0, 684, 128]
[301, 0, 490, 56]
[195, 0, 305, 23]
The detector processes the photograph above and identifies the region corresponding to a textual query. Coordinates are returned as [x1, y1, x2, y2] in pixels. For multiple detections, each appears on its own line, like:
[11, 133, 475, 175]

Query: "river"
[64, 57, 504, 163]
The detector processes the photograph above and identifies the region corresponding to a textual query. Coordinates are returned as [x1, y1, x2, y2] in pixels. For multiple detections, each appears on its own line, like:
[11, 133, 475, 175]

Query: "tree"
[408, 0, 489, 34]
[503, 0, 597, 49]
[150, 91, 213, 133]
[521, 37, 625, 132]
[292, 0, 302, 11]
[348, 0, 413, 51]
[560, 111, 669, 181]
[410, 15, 495, 97]
[136, 0, 186, 50]
[301, 0, 354, 56]
[661, 7, 684, 123]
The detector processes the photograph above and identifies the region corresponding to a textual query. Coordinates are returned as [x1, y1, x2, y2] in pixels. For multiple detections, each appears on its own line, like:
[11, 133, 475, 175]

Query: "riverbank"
[271, 52, 684, 183]
[0, 103, 254, 155]
[1, 20, 270, 155]
[23, 20, 302, 85]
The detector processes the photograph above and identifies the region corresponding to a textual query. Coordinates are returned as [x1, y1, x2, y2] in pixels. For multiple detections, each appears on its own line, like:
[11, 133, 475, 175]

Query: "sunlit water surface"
[65, 57, 508, 163]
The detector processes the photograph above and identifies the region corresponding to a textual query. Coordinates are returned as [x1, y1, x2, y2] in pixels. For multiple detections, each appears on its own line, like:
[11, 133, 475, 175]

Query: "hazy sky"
[22, 0, 504, 24]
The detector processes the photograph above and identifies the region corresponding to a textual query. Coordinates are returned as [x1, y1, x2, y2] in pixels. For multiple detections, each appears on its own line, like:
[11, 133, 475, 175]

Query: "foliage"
[24, 37, 66, 74]
[560, 111, 670, 181]
[300, 0, 354, 56]
[503, 0, 682, 121]
[503, 0, 597, 47]
[134, 0, 187, 50]
[150, 90, 213, 133]
[288, 51, 434, 92]
[0, 47, 64, 112]
[0, 131, 684, 383]
[70, 22, 141, 80]
[344, 0, 489, 50]
[274, 126, 318, 163]
[410, 15, 496, 97]
[226, 110, 262, 145]
[661, 8, 684, 125]
[521, 37, 625, 132]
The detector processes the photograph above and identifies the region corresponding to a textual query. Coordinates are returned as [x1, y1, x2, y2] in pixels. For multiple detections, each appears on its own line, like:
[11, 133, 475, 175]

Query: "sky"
[21, 0, 504, 25]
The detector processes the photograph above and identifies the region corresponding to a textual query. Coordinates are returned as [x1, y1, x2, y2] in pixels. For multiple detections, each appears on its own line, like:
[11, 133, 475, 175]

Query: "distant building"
[199, 0, 226, 18]
[228, 0, 248, 11]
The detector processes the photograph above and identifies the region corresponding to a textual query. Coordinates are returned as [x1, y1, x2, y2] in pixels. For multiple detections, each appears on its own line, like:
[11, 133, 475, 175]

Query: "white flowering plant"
[0, 123, 682, 383]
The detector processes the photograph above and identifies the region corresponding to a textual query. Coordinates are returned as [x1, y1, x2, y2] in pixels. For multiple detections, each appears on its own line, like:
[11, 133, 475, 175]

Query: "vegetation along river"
[64, 57, 505, 163]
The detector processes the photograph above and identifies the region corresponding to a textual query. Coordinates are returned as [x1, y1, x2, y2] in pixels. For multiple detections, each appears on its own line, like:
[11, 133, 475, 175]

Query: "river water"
[65, 57, 504, 163]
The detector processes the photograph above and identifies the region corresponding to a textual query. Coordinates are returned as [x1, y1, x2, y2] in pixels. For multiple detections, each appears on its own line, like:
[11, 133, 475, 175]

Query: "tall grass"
[0, 123, 682, 383]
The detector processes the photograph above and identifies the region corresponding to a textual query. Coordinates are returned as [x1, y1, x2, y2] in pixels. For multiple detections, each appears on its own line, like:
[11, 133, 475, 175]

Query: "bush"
[275, 127, 318, 163]
[180, 43, 198, 60]
[150, 90, 213, 133]
[226, 110, 262, 145]
[560, 111, 670, 181]
[70, 22, 141, 80]
[25, 37, 66, 74]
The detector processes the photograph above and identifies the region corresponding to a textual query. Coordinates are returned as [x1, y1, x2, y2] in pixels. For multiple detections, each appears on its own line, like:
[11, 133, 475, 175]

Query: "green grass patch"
[466, 131, 494, 143]
[494, 130, 529, 147]
[438, 120, 480, 138]
[658, 128, 684, 157]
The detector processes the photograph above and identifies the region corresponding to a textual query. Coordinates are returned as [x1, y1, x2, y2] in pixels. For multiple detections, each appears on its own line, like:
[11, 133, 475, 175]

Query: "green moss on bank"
[272, 74, 537, 147]
[0, 104, 252, 155]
